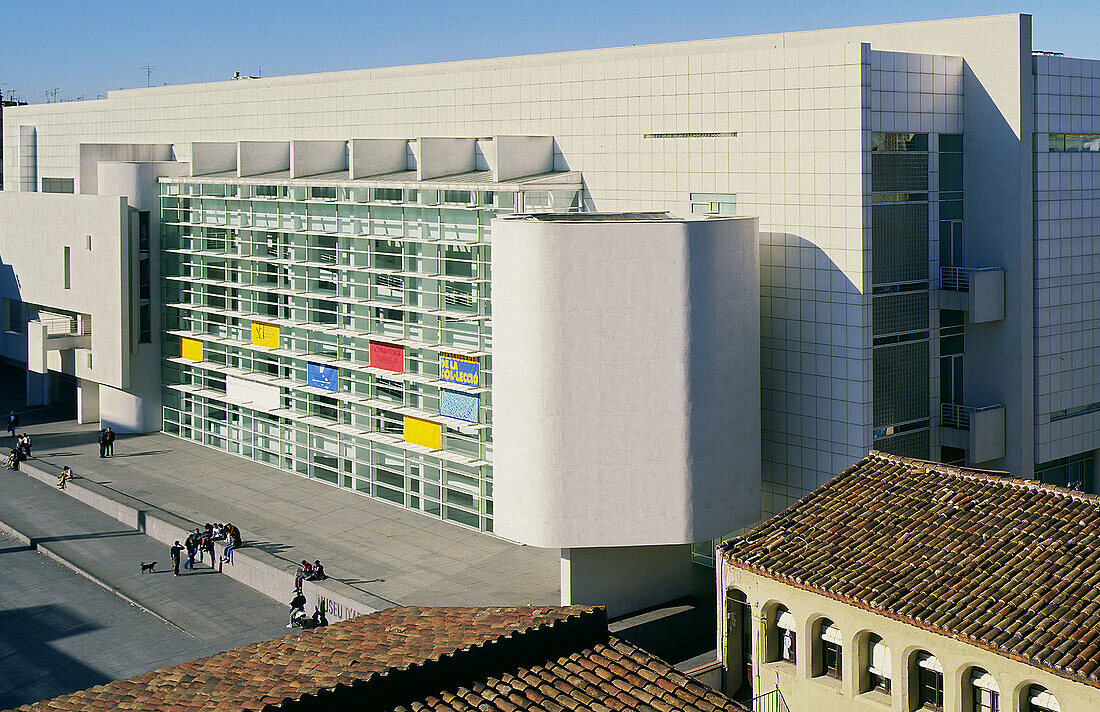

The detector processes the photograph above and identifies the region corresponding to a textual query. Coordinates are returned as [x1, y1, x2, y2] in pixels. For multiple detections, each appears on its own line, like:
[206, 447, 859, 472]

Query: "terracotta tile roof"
[720, 451, 1100, 688]
[14, 605, 746, 712]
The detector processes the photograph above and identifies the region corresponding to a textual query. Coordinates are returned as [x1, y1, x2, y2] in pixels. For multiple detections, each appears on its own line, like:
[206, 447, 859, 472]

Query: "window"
[1024, 685, 1059, 712]
[968, 668, 999, 712]
[865, 634, 891, 695]
[1049, 134, 1100, 152]
[774, 606, 796, 663]
[5, 299, 27, 334]
[443, 190, 472, 204]
[63, 246, 71, 289]
[309, 186, 336, 200]
[726, 589, 753, 701]
[41, 177, 74, 193]
[817, 619, 842, 679]
[914, 652, 944, 710]
[374, 187, 402, 202]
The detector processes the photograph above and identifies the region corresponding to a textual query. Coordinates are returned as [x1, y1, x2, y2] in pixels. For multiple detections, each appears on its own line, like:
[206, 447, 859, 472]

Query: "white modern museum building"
[2, 13, 1098, 609]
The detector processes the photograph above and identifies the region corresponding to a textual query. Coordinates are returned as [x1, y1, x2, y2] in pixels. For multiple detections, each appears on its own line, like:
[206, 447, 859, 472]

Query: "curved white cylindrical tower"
[491, 213, 761, 550]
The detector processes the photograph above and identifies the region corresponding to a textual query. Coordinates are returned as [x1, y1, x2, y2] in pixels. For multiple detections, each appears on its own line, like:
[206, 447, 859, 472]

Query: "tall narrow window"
[969, 668, 999, 712]
[866, 634, 891, 695]
[914, 652, 944, 710]
[63, 246, 71, 289]
[818, 619, 842, 679]
[775, 606, 796, 663]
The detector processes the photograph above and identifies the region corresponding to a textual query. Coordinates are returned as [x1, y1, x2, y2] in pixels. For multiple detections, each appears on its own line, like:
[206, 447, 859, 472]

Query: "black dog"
[141, 561, 156, 574]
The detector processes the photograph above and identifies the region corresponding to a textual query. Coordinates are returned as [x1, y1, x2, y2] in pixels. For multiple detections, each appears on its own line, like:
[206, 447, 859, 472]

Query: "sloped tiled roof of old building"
[16, 605, 745, 712]
[720, 451, 1100, 688]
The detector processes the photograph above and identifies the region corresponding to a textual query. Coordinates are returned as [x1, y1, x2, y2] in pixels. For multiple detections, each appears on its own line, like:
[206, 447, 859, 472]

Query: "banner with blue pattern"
[440, 388, 479, 423]
[307, 363, 338, 392]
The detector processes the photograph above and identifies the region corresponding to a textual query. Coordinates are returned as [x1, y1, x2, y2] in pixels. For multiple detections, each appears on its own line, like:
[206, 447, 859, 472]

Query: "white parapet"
[290, 140, 348, 178]
[237, 141, 290, 177]
[491, 213, 761, 549]
[417, 137, 476, 180]
[191, 142, 237, 176]
[492, 135, 554, 181]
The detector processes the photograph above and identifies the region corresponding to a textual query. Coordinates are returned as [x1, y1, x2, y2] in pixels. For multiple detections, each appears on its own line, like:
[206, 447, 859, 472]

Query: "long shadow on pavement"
[0, 604, 108, 709]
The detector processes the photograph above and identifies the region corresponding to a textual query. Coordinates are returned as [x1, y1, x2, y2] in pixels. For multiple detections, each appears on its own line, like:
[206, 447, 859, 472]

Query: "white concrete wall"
[1033, 55, 1100, 465]
[290, 140, 347, 178]
[491, 215, 760, 548]
[97, 159, 189, 432]
[493, 135, 554, 181]
[562, 544, 692, 618]
[349, 138, 408, 178]
[0, 192, 129, 388]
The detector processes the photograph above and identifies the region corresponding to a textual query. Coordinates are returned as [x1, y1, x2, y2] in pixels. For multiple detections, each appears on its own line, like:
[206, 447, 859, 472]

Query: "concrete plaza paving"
[0, 532, 287, 709]
[5, 372, 559, 610]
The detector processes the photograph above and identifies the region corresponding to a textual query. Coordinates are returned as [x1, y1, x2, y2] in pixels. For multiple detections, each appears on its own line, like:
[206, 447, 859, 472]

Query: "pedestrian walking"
[57, 466, 72, 490]
[170, 541, 184, 576]
[184, 531, 197, 570]
[105, 427, 115, 456]
[7, 411, 19, 437]
[97, 428, 108, 458]
[20, 433, 31, 459]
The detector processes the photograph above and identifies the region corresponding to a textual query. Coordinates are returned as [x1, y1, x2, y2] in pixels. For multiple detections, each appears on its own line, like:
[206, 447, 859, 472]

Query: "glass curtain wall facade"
[870, 133, 933, 457]
[159, 178, 580, 532]
[869, 132, 964, 460]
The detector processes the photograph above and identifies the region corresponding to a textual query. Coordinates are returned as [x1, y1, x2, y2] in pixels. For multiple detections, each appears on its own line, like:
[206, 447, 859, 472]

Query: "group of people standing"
[97, 427, 116, 457]
[169, 522, 243, 576]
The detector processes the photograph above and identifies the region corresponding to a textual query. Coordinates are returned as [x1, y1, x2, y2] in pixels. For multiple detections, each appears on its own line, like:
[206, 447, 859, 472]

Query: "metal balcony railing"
[940, 266, 1000, 291]
[35, 314, 91, 337]
[751, 689, 791, 712]
[941, 402, 1002, 430]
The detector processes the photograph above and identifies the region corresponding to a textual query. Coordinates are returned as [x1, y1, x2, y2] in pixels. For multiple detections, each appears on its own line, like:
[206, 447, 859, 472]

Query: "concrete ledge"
[18, 460, 391, 620]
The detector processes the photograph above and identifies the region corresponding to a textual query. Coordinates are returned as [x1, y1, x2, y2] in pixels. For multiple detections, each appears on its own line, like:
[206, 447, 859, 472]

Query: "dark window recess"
[871, 133, 928, 152]
[138, 211, 150, 253]
[918, 665, 944, 710]
[139, 259, 151, 301]
[41, 177, 75, 193]
[139, 303, 151, 344]
[872, 152, 929, 192]
[871, 202, 930, 285]
[873, 340, 930, 426]
[872, 291, 929, 336]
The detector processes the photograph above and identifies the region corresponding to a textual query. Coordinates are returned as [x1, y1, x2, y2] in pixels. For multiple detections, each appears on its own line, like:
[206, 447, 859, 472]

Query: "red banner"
[370, 341, 404, 372]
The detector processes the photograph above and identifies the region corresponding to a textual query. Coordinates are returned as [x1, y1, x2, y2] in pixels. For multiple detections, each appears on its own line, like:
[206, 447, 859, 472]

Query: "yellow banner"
[251, 321, 280, 348]
[404, 416, 441, 450]
[180, 337, 203, 361]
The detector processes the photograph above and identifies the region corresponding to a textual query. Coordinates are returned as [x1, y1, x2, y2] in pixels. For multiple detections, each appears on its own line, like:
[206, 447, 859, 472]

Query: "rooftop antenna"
[141, 63, 155, 87]
[45, 88, 61, 103]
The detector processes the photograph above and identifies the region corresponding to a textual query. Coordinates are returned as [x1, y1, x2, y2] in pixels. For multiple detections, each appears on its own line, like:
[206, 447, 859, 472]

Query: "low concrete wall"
[19, 460, 390, 621]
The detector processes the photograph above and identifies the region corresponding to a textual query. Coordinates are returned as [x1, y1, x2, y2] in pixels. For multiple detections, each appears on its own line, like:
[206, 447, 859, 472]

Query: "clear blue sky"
[3, 1, 1095, 104]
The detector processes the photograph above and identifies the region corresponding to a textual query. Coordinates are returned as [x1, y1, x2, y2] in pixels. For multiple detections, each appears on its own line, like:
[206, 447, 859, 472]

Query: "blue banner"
[440, 389, 479, 423]
[440, 353, 479, 386]
[307, 363, 338, 392]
